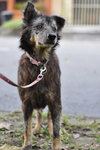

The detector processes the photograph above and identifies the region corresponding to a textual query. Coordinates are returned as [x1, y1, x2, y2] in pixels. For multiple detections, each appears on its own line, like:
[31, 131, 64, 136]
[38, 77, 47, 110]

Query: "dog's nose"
[48, 34, 56, 41]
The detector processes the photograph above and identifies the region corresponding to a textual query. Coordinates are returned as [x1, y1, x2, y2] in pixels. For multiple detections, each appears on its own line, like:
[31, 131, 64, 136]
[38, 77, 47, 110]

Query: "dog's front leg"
[22, 102, 33, 150]
[50, 104, 62, 150]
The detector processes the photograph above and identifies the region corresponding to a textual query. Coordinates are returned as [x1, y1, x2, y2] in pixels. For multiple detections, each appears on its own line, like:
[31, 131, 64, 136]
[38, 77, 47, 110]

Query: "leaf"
[0, 123, 11, 130]
[73, 133, 80, 139]
[0, 144, 20, 150]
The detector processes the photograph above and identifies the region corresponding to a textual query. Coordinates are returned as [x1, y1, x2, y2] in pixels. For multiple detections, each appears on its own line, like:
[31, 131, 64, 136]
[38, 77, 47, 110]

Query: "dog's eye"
[36, 24, 43, 30]
[52, 26, 57, 32]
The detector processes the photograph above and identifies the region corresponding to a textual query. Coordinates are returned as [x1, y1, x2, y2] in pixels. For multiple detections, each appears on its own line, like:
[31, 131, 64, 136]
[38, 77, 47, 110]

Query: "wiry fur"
[18, 2, 65, 150]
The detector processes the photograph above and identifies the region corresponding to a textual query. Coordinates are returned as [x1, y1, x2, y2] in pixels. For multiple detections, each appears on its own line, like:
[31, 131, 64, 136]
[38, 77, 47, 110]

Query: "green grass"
[0, 115, 6, 121]
[2, 19, 22, 30]
[96, 135, 100, 144]
[42, 112, 47, 118]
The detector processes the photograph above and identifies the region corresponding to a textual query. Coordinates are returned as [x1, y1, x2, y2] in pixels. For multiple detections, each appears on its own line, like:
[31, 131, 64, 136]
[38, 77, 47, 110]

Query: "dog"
[18, 2, 65, 150]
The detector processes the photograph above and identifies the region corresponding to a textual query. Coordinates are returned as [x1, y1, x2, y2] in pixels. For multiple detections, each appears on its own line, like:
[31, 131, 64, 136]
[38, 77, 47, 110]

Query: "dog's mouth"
[30, 34, 57, 49]
[38, 38, 57, 48]
[38, 42, 54, 48]
[37, 33, 57, 48]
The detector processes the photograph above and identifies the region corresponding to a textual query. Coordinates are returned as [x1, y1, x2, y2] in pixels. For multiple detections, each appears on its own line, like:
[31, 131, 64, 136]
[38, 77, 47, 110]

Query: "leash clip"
[38, 66, 47, 79]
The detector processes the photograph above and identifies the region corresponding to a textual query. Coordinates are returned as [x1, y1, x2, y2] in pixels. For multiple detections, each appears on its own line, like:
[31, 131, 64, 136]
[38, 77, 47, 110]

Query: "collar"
[26, 52, 42, 66]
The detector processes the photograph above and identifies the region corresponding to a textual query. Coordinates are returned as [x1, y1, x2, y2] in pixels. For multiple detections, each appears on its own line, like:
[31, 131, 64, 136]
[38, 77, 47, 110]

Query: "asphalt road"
[0, 35, 100, 118]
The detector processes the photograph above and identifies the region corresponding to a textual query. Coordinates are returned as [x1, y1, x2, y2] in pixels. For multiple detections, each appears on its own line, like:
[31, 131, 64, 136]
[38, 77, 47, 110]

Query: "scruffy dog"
[18, 2, 65, 150]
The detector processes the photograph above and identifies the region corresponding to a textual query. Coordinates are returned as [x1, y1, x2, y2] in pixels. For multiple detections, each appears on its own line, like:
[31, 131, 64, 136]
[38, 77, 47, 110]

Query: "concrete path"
[0, 35, 100, 117]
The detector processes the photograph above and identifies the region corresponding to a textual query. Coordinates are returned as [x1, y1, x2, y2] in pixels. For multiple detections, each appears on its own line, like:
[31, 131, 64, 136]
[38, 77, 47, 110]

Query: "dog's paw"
[21, 145, 32, 150]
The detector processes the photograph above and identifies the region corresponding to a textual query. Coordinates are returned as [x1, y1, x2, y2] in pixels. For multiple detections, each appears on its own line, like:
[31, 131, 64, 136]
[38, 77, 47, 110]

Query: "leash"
[0, 67, 47, 88]
[0, 53, 47, 89]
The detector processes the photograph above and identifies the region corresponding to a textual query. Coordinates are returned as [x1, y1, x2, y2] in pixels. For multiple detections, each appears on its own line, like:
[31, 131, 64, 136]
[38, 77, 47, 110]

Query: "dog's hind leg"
[49, 104, 62, 150]
[22, 101, 33, 150]
[33, 109, 42, 134]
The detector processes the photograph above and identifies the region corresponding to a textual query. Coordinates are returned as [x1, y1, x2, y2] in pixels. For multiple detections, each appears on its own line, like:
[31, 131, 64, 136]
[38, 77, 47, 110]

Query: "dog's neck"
[26, 45, 53, 65]
[33, 46, 52, 62]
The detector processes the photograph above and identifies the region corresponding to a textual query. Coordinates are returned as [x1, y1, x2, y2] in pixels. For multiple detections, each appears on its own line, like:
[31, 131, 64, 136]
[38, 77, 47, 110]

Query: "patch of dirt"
[0, 111, 100, 150]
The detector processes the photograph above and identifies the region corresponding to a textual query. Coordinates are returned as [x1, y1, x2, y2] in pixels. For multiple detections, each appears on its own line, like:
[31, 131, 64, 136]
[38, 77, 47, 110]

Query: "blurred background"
[0, 0, 100, 118]
[1, 0, 100, 29]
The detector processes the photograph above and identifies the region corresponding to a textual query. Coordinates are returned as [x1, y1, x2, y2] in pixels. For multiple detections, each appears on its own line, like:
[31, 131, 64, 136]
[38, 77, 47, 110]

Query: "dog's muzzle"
[47, 33, 56, 45]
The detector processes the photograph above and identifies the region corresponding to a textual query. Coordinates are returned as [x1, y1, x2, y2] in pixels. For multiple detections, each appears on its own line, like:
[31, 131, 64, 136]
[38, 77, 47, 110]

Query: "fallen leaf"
[0, 123, 11, 130]
[0, 144, 20, 150]
[73, 133, 80, 139]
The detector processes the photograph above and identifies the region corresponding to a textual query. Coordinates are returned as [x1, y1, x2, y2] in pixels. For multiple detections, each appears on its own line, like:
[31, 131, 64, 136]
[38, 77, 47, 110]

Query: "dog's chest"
[18, 53, 60, 108]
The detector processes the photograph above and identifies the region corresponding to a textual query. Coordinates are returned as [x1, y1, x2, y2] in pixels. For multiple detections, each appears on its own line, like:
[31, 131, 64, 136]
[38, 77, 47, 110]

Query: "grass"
[42, 112, 47, 118]
[96, 135, 100, 144]
[0, 111, 100, 149]
[2, 19, 22, 30]
[0, 115, 6, 121]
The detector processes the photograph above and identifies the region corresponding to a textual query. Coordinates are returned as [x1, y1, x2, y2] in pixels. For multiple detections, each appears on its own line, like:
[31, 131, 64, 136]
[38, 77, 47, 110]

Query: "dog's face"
[20, 2, 65, 61]
[30, 17, 58, 47]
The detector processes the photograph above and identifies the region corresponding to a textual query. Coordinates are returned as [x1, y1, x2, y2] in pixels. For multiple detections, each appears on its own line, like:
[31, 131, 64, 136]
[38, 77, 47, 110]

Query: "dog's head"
[20, 2, 65, 61]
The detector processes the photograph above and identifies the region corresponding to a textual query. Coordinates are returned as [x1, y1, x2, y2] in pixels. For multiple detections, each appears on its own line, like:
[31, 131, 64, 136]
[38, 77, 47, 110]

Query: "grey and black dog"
[18, 2, 65, 150]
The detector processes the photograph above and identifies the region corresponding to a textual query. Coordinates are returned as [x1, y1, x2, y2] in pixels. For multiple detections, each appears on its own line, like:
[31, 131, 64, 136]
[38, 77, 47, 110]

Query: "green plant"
[91, 122, 98, 133]
[76, 116, 86, 121]
[69, 143, 75, 149]
[96, 135, 100, 144]
[0, 115, 6, 121]
[42, 112, 47, 118]
[2, 19, 22, 30]
[61, 133, 72, 144]
[16, 2, 27, 10]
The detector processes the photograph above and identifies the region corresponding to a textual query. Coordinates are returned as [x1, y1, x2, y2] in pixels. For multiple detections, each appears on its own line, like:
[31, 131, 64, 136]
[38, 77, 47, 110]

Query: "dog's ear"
[52, 15, 65, 31]
[23, 2, 38, 22]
